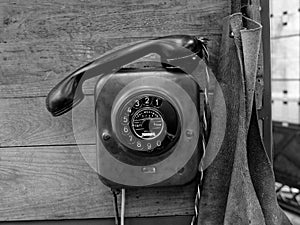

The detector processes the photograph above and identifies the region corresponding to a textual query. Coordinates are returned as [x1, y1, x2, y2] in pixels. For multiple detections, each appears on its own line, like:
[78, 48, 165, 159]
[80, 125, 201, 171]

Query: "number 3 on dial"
[134, 100, 140, 108]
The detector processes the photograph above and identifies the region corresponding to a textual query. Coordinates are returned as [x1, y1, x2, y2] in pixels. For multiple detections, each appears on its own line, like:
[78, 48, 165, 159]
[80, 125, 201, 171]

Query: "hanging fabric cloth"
[197, 4, 292, 225]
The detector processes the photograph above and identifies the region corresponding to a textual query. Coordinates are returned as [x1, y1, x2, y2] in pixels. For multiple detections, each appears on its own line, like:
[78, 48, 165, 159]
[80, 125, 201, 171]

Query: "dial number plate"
[115, 94, 179, 153]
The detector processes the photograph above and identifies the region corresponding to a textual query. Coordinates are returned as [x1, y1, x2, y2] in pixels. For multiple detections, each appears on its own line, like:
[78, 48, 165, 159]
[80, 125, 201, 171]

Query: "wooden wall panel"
[0, 145, 195, 220]
[0, 96, 95, 147]
[0, 0, 227, 98]
[0, 0, 230, 221]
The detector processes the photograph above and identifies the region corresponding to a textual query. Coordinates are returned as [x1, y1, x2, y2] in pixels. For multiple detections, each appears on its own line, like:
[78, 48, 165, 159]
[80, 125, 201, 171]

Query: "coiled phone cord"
[190, 65, 210, 225]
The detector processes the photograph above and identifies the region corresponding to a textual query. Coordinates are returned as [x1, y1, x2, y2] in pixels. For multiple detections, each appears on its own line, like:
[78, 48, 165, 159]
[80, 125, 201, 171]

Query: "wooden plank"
[0, 72, 220, 147]
[1, 72, 221, 147]
[0, 0, 227, 40]
[0, 0, 228, 98]
[0, 34, 222, 99]
[0, 95, 95, 147]
[0, 145, 195, 221]
[0, 37, 222, 98]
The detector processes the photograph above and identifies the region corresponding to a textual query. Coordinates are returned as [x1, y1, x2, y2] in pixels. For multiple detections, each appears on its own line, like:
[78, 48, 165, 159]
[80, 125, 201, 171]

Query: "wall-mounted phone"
[46, 35, 209, 189]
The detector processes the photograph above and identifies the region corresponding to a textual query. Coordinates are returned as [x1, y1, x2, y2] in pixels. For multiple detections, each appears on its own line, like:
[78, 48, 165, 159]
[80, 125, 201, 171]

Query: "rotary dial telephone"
[46, 35, 209, 188]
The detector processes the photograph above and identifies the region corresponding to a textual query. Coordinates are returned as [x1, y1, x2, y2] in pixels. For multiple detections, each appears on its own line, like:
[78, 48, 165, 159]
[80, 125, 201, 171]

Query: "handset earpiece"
[46, 35, 207, 116]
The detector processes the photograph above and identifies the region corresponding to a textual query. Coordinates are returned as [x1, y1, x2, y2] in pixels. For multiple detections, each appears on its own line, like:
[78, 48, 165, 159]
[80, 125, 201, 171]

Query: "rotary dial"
[116, 94, 180, 154]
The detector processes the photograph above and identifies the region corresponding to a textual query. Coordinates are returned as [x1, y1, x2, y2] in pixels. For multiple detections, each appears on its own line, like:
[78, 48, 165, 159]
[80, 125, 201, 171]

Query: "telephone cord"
[111, 189, 120, 225]
[121, 189, 126, 225]
[190, 61, 210, 225]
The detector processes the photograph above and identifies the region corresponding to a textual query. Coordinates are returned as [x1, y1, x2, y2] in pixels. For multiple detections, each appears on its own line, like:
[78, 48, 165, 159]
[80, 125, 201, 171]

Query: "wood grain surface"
[0, 96, 95, 147]
[0, 145, 195, 220]
[0, 0, 227, 98]
[0, 0, 231, 221]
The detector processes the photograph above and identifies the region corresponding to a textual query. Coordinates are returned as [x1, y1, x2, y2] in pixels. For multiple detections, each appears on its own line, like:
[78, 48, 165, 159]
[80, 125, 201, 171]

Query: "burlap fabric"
[197, 13, 292, 225]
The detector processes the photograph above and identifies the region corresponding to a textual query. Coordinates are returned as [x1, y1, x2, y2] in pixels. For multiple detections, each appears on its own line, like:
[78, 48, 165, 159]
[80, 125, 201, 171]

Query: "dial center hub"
[131, 108, 164, 140]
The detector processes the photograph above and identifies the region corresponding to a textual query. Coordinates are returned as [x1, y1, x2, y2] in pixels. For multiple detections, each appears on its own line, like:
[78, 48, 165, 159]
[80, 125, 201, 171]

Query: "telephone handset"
[46, 35, 209, 188]
[46, 35, 208, 116]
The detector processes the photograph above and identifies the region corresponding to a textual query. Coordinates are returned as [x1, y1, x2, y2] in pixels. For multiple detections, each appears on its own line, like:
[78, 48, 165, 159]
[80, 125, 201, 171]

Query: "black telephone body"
[46, 35, 208, 189]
